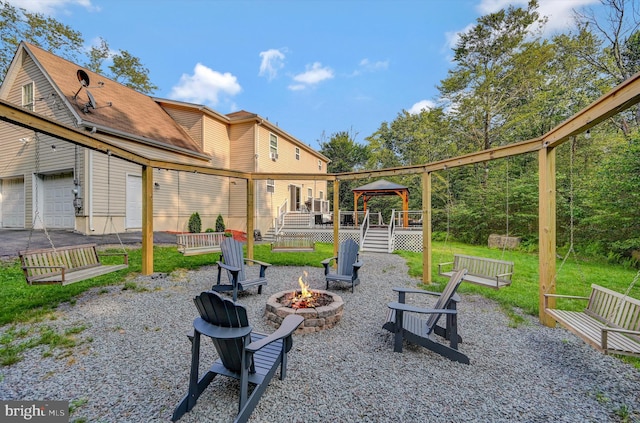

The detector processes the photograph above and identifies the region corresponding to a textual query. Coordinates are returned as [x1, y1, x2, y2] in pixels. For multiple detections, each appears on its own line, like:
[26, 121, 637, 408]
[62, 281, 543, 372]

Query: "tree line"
[319, 0, 640, 265]
[2, 0, 638, 263]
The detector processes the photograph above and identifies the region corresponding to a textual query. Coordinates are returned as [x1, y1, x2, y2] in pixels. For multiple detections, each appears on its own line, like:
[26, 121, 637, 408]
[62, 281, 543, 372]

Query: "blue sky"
[13, 0, 601, 150]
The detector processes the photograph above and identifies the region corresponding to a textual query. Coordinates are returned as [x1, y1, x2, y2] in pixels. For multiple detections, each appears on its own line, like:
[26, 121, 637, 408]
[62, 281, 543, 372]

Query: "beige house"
[0, 42, 329, 236]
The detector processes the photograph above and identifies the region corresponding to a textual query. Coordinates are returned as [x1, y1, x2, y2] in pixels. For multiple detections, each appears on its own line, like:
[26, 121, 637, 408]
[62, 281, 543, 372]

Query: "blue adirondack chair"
[213, 237, 270, 301]
[172, 290, 303, 423]
[321, 239, 363, 292]
[382, 268, 469, 364]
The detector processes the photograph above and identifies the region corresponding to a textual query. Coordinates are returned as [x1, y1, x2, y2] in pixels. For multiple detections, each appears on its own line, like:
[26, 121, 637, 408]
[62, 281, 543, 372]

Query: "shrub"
[215, 214, 226, 232]
[205, 228, 214, 233]
[188, 212, 202, 233]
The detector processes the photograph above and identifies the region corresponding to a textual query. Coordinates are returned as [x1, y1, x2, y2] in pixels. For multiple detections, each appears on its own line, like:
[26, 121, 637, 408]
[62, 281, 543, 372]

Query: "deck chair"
[213, 237, 270, 301]
[321, 239, 363, 292]
[382, 269, 469, 364]
[172, 291, 304, 423]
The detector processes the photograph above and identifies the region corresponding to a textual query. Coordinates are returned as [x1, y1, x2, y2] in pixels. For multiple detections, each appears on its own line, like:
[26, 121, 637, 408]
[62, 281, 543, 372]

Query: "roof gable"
[22, 42, 204, 156]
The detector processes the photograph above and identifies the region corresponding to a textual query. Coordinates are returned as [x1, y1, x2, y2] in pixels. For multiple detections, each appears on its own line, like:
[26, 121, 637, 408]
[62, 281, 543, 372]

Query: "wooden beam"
[141, 165, 154, 275]
[544, 71, 640, 148]
[251, 172, 335, 181]
[538, 147, 557, 326]
[423, 172, 432, 285]
[0, 99, 150, 167]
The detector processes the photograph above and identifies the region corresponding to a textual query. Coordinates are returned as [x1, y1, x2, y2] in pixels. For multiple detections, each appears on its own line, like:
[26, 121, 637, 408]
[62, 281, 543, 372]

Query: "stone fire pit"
[265, 289, 343, 334]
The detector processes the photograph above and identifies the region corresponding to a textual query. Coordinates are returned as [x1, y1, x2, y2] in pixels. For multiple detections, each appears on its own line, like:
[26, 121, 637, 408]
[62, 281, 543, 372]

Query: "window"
[307, 188, 313, 203]
[319, 191, 324, 200]
[266, 179, 275, 193]
[295, 147, 300, 160]
[22, 83, 34, 111]
[269, 134, 278, 155]
[318, 160, 322, 171]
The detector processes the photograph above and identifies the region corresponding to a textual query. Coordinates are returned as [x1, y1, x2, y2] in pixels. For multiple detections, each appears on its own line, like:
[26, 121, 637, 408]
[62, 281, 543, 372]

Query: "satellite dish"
[85, 89, 97, 109]
[77, 69, 90, 87]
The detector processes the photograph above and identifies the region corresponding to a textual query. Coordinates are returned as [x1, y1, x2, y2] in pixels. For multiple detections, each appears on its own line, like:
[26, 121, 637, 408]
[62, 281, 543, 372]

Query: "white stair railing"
[360, 210, 370, 247]
[388, 209, 396, 253]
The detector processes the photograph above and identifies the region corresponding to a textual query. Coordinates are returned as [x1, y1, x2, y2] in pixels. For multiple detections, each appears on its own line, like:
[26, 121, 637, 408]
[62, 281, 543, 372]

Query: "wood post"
[538, 146, 557, 326]
[247, 178, 254, 260]
[141, 165, 154, 275]
[423, 172, 432, 284]
[333, 180, 340, 258]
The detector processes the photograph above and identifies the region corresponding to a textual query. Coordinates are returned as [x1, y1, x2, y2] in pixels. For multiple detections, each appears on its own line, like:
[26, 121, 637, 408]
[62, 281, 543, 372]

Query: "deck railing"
[394, 210, 423, 228]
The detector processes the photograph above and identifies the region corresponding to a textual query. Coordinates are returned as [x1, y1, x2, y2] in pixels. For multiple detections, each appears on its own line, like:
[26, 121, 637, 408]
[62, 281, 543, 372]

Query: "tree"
[87, 38, 157, 94]
[0, 2, 156, 93]
[0, 0, 82, 80]
[319, 130, 369, 211]
[572, 0, 640, 132]
[438, 0, 547, 152]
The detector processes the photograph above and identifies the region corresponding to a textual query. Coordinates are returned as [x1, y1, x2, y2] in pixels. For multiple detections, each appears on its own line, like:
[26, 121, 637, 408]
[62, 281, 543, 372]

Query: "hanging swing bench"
[19, 244, 128, 285]
[438, 254, 514, 289]
[19, 143, 128, 285]
[544, 283, 640, 357]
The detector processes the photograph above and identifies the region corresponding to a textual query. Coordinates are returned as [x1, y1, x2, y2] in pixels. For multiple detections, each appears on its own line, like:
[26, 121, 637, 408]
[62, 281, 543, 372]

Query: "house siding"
[0, 44, 330, 237]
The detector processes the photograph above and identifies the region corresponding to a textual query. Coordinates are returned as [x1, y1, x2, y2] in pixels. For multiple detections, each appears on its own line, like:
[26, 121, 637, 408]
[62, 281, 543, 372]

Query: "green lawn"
[2, 241, 638, 326]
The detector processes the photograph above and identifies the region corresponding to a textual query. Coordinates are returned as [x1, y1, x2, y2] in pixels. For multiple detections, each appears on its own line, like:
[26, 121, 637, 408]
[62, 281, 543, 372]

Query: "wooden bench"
[271, 234, 315, 252]
[19, 244, 128, 285]
[176, 232, 225, 256]
[438, 254, 514, 289]
[545, 284, 640, 357]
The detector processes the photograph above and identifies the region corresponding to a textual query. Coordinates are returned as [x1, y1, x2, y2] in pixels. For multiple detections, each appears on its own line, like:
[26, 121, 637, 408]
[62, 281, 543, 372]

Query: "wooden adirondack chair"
[213, 237, 270, 301]
[382, 269, 469, 364]
[172, 291, 304, 423]
[321, 239, 363, 293]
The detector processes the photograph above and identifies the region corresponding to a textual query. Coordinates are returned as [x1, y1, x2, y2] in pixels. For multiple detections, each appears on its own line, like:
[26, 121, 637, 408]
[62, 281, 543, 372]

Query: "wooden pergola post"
[141, 165, 154, 275]
[539, 146, 557, 326]
[333, 180, 340, 257]
[246, 177, 255, 260]
[423, 171, 432, 284]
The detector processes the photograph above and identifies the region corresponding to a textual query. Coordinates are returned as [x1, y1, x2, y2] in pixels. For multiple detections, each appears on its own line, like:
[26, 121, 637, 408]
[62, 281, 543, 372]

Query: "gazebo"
[352, 179, 409, 226]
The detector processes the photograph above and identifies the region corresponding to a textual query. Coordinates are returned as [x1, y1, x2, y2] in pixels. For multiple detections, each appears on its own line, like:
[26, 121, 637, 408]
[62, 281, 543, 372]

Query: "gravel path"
[1, 253, 638, 422]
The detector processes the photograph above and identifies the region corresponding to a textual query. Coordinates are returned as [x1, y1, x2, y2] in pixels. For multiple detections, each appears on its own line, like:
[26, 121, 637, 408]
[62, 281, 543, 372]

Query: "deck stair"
[362, 227, 389, 253]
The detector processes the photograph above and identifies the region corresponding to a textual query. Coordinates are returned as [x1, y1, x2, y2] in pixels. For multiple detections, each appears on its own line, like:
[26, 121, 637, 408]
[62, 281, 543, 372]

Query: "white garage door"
[43, 174, 75, 228]
[126, 174, 142, 229]
[2, 178, 25, 228]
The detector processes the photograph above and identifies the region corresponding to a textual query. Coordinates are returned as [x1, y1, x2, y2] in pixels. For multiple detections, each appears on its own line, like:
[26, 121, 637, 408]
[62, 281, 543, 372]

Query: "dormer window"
[22, 82, 34, 111]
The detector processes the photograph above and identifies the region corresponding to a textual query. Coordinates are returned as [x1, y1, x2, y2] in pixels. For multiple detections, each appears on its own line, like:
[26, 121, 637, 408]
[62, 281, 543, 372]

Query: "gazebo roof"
[352, 179, 408, 193]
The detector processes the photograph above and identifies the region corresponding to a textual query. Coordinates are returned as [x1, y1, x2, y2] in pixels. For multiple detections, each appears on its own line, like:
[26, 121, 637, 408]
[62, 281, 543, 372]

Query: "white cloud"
[408, 100, 435, 115]
[288, 62, 334, 90]
[359, 58, 389, 71]
[258, 49, 286, 81]
[11, 0, 98, 14]
[169, 63, 241, 106]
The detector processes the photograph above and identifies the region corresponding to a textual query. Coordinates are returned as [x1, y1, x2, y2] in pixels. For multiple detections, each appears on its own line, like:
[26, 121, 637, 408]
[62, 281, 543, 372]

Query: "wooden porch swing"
[19, 146, 128, 285]
[437, 163, 514, 289]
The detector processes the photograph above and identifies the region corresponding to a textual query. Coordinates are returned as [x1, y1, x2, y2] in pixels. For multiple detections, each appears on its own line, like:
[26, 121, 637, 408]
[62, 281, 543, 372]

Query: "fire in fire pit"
[279, 272, 333, 309]
[265, 272, 344, 334]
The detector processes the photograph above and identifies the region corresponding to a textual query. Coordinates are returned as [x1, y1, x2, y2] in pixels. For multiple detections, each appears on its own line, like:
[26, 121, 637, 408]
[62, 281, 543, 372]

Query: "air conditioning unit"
[270, 152, 278, 160]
